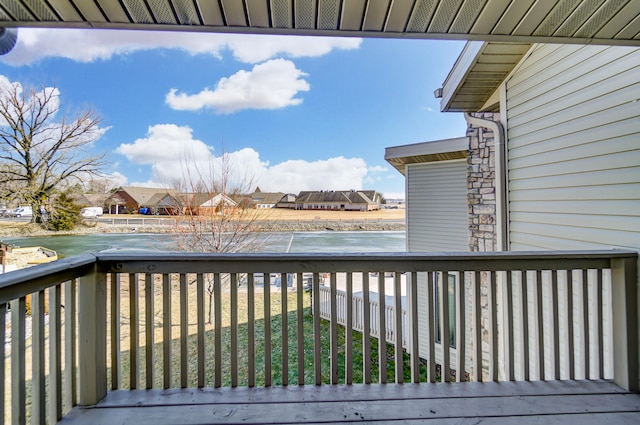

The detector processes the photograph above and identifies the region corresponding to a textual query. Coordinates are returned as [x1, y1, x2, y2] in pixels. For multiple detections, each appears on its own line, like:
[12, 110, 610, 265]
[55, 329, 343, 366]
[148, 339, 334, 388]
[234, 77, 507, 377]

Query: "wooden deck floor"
[59, 381, 640, 424]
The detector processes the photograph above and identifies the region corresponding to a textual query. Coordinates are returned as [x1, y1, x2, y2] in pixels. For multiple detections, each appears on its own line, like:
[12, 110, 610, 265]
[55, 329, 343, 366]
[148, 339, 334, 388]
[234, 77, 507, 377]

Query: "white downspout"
[463, 113, 508, 252]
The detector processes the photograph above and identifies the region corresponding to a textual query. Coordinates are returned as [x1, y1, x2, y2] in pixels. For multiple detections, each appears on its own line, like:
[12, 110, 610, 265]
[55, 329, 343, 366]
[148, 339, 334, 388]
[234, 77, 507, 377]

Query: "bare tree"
[171, 150, 272, 323]
[0, 82, 105, 223]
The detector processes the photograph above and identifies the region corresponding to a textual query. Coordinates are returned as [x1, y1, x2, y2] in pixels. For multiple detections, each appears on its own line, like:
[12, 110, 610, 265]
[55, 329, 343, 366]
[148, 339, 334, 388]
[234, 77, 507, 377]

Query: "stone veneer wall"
[467, 112, 499, 253]
[466, 112, 500, 380]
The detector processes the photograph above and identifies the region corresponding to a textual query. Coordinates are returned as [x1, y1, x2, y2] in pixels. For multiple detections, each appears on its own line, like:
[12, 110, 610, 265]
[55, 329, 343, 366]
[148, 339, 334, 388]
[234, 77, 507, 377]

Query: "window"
[435, 272, 457, 348]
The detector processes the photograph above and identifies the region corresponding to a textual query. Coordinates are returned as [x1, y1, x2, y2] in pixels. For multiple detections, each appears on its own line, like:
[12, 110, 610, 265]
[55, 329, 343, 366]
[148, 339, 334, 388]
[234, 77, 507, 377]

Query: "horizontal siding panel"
[507, 45, 631, 106]
[509, 134, 639, 169]
[509, 150, 640, 180]
[508, 83, 640, 139]
[508, 58, 640, 126]
[510, 232, 618, 251]
[407, 160, 468, 252]
[506, 44, 577, 89]
[509, 221, 639, 248]
[509, 211, 639, 233]
[508, 166, 640, 190]
[508, 117, 638, 159]
[507, 102, 638, 149]
[509, 183, 640, 202]
[510, 199, 640, 216]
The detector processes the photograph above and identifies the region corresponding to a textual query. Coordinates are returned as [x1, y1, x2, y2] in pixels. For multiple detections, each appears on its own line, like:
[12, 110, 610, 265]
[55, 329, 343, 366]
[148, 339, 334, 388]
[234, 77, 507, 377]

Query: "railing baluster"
[214, 273, 222, 388]
[296, 272, 304, 386]
[129, 273, 139, 390]
[145, 273, 154, 389]
[49, 284, 62, 423]
[330, 272, 338, 384]
[281, 272, 288, 386]
[312, 272, 321, 385]
[472, 271, 482, 382]
[409, 272, 420, 383]
[521, 271, 530, 381]
[230, 273, 238, 387]
[582, 269, 590, 380]
[196, 274, 205, 388]
[505, 270, 514, 381]
[345, 272, 353, 385]
[489, 271, 498, 382]
[567, 271, 575, 380]
[551, 270, 560, 380]
[32, 290, 46, 423]
[110, 273, 120, 390]
[362, 272, 371, 384]
[427, 272, 436, 383]
[264, 272, 272, 387]
[597, 269, 604, 378]
[180, 273, 189, 388]
[65, 279, 78, 409]
[536, 270, 545, 380]
[441, 271, 450, 383]
[248, 273, 256, 387]
[456, 272, 466, 382]
[394, 272, 403, 383]
[163, 273, 172, 389]
[378, 271, 387, 384]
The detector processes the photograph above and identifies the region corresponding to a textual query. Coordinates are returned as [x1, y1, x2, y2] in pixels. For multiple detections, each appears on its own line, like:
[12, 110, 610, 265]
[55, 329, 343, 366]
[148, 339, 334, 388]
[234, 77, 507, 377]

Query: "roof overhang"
[1, 1, 639, 46]
[385, 137, 468, 175]
[439, 41, 532, 112]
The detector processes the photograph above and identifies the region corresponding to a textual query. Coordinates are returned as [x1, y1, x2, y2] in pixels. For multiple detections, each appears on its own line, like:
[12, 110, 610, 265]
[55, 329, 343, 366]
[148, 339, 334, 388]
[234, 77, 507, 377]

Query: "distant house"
[295, 190, 381, 211]
[275, 194, 297, 209]
[104, 186, 177, 214]
[73, 193, 109, 211]
[193, 193, 238, 215]
[250, 188, 286, 209]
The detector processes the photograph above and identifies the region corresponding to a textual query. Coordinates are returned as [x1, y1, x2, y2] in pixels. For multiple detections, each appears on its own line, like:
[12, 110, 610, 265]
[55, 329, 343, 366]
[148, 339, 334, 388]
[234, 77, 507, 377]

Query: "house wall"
[506, 44, 640, 252]
[504, 44, 640, 381]
[406, 159, 468, 369]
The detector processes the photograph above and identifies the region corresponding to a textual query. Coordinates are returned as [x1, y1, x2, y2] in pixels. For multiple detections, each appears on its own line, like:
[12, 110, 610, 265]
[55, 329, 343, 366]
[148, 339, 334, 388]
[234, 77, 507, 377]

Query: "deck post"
[77, 262, 107, 405]
[610, 257, 638, 391]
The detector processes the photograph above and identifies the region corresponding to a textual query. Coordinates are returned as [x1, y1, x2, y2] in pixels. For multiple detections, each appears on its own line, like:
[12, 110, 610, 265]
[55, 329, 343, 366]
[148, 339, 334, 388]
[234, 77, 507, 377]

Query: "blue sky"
[0, 28, 466, 199]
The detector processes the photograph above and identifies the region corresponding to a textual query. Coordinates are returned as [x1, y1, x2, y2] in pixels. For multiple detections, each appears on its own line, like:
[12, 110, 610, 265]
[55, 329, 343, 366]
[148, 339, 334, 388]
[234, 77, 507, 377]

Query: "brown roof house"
[104, 186, 177, 214]
[295, 190, 381, 211]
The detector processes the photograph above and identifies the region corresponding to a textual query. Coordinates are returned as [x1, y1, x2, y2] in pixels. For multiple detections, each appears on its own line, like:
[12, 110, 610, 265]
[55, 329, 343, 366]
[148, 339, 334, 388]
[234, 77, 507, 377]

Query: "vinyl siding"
[504, 44, 639, 380]
[405, 159, 469, 366]
[506, 44, 640, 252]
[406, 160, 469, 252]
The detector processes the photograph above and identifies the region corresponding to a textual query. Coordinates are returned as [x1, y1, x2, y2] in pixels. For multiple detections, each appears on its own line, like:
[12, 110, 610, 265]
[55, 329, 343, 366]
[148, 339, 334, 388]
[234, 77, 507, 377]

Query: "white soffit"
[385, 137, 468, 175]
[440, 41, 532, 112]
[1, 0, 639, 46]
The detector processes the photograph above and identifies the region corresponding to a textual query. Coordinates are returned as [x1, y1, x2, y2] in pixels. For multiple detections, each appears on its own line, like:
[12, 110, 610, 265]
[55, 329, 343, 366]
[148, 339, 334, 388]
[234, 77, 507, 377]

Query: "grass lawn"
[111, 286, 428, 389]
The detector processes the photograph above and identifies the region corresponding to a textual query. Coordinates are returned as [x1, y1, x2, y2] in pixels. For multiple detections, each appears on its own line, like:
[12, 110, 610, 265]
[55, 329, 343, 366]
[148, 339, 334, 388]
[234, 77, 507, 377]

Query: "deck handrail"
[0, 249, 637, 424]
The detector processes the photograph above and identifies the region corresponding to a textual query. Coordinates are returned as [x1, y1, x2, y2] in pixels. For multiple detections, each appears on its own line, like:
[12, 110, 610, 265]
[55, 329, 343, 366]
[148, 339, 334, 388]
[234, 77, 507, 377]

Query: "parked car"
[80, 206, 104, 218]
[11, 206, 33, 217]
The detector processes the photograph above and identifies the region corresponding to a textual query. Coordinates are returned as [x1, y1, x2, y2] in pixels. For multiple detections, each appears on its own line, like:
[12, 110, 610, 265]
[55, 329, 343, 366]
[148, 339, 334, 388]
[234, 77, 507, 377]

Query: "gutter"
[463, 113, 508, 251]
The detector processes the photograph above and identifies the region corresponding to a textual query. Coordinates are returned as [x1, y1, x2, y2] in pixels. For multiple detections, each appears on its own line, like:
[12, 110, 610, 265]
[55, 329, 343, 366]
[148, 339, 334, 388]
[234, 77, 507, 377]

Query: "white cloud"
[0, 28, 361, 66]
[166, 59, 309, 113]
[115, 124, 370, 193]
[368, 165, 388, 173]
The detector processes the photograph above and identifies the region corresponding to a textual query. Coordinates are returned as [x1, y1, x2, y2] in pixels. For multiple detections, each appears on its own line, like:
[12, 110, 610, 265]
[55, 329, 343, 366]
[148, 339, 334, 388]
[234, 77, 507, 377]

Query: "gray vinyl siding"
[405, 159, 469, 366]
[506, 44, 640, 252]
[504, 44, 639, 380]
[406, 160, 469, 252]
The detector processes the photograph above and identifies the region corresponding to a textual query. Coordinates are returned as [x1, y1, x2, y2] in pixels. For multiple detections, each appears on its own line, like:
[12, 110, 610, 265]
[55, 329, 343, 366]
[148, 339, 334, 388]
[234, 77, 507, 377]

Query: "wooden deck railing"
[0, 250, 637, 424]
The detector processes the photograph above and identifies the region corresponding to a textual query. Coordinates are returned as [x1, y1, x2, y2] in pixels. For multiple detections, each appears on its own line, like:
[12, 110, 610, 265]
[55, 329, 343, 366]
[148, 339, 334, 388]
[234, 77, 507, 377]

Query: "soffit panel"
[1, 1, 638, 44]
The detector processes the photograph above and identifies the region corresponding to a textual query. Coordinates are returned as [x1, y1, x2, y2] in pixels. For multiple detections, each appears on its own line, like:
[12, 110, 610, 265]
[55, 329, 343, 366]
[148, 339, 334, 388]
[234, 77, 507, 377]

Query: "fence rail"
[0, 250, 637, 424]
